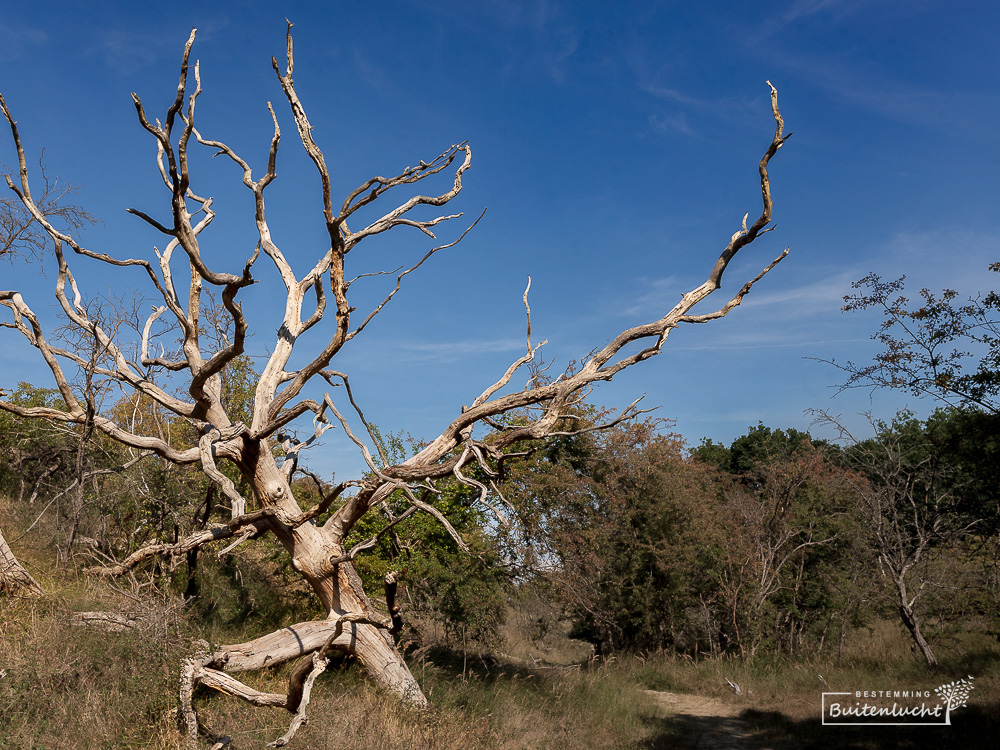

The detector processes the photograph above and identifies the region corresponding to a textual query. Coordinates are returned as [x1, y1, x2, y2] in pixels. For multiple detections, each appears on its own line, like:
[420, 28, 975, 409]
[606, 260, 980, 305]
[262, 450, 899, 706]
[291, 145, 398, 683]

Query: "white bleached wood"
[1, 21, 790, 746]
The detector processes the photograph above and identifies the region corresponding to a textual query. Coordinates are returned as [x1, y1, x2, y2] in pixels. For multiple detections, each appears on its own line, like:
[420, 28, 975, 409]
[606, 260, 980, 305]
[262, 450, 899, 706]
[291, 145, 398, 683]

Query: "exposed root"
[269, 651, 330, 747]
[179, 611, 424, 747]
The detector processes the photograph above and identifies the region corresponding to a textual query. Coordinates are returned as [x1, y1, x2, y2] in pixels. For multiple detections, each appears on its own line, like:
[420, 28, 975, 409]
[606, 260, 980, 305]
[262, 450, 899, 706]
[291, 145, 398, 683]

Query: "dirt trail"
[644, 690, 776, 750]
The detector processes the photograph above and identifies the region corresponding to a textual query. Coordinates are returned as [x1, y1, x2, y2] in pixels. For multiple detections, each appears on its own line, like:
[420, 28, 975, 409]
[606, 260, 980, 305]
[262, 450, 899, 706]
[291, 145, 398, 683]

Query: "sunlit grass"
[2, 535, 997, 749]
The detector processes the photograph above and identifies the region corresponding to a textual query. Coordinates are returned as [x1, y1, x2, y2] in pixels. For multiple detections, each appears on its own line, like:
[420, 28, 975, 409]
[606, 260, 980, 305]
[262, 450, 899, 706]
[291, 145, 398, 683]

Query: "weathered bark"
[180, 604, 425, 745]
[1, 21, 790, 746]
[232, 447, 428, 707]
[0, 526, 43, 597]
[70, 611, 141, 631]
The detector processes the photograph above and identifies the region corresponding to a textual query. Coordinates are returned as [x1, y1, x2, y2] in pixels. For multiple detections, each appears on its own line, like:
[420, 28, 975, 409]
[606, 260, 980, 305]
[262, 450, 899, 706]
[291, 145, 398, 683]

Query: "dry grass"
[4, 587, 999, 749]
[0, 570, 657, 749]
[0, 607, 654, 749]
[3, 529, 998, 749]
[628, 619, 1000, 749]
[498, 595, 593, 666]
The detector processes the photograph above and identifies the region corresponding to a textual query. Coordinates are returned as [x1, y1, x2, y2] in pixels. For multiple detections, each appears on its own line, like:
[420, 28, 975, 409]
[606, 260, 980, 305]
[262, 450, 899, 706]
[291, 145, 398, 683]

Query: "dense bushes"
[508, 412, 997, 661]
[1, 383, 997, 666]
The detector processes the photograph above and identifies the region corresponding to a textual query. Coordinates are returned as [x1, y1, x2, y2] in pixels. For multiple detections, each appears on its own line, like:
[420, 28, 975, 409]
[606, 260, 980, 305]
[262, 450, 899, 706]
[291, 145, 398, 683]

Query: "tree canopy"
[836, 264, 1000, 413]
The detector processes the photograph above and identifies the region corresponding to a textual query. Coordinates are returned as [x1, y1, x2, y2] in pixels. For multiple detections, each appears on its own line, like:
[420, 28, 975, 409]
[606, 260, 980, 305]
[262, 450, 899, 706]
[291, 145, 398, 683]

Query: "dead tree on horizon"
[0, 25, 791, 747]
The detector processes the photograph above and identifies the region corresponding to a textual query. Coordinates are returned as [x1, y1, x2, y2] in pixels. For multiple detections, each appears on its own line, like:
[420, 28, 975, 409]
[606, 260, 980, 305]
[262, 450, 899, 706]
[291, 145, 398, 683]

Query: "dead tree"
[0, 525, 44, 597]
[0, 25, 791, 746]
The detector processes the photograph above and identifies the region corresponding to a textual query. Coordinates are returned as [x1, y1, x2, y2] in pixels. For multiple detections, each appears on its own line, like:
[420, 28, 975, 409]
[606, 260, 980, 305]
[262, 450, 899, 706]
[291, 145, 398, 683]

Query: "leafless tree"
[717, 447, 840, 656]
[0, 25, 790, 746]
[1, 157, 93, 261]
[1, 136, 93, 605]
[812, 411, 979, 669]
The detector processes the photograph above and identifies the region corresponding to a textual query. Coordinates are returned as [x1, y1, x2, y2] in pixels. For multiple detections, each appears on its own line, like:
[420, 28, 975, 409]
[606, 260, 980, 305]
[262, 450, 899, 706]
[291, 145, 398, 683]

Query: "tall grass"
[0, 603, 654, 748]
[2, 530, 997, 748]
[0, 570, 657, 749]
[628, 619, 999, 715]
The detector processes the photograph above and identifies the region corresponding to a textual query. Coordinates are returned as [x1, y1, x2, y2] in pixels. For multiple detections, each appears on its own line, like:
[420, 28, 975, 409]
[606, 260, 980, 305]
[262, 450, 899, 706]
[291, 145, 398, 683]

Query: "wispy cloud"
[671, 333, 865, 353]
[642, 83, 705, 108]
[407, 0, 580, 84]
[633, 68, 767, 141]
[766, 0, 868, 34]
[85, 19, 229, 71]
[796, 62, 961, 129]
[385, 337, 524, 363]
[620, 275, 686, 317]
[744, 269, 859, 312]
[743, 1, 999, 133]
[620, 266, 853, 320]
[472, 0, 560, 32]
[537, 32, 579, 84]
[758, 40, 997, 133]
[351, 46, 391, 94]
[880, 228, 998, 290]
[642, 76, 762, 120]
[736, 228, 998, 320]
[0, 23, 47, 62]
[648, 112, 698, 137]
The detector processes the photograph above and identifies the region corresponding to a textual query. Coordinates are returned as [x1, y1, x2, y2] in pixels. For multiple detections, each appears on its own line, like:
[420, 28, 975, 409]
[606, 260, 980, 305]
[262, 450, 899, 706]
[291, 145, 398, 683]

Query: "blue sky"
[2, 1, 998, 481]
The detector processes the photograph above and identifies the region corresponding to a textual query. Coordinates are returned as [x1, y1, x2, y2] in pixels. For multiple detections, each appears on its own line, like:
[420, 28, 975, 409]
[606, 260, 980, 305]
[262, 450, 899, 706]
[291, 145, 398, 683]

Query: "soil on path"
[644, 690, 779, 750]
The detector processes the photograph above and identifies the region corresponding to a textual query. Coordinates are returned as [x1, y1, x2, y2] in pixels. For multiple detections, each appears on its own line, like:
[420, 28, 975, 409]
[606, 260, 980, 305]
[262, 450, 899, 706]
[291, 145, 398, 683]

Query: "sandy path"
[644, 690, 775, 750]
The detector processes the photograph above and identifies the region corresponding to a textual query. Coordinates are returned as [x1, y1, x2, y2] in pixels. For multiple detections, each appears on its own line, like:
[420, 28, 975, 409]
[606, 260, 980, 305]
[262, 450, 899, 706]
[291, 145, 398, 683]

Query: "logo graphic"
[822, 676, 974, 726]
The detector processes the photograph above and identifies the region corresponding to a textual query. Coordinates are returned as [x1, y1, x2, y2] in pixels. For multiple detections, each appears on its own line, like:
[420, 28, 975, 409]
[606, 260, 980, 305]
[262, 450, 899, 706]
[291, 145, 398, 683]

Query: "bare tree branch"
[2, 24, 793, 735]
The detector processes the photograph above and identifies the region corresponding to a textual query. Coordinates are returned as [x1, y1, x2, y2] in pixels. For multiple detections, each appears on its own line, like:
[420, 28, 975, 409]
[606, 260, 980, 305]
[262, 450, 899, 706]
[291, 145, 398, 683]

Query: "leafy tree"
[919, 407, 1000, 533]
[835, 264, 1000, 413]
[511, 418, 725, 655]
[513, 418, 864, 658]
[825, 264, 1000, 656]
[695, 426, 860, 656]
[347, 428, 511, 648]
[0, 383, 75, 504]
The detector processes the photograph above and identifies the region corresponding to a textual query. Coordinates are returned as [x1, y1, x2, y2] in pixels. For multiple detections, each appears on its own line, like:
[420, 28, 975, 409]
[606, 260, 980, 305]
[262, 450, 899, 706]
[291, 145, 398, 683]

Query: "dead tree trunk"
[0, 526, 43, 597]
[233, 444, 427, 707]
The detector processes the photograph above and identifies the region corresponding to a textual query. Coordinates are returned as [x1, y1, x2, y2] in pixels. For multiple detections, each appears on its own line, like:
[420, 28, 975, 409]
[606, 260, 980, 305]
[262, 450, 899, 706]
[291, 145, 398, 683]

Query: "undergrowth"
[2, 538, 998, 749]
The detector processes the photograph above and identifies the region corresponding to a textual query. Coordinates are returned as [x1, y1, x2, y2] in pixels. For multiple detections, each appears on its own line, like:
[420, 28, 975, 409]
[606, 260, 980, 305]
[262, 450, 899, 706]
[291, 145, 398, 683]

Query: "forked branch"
[326, 81, 791, 543]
